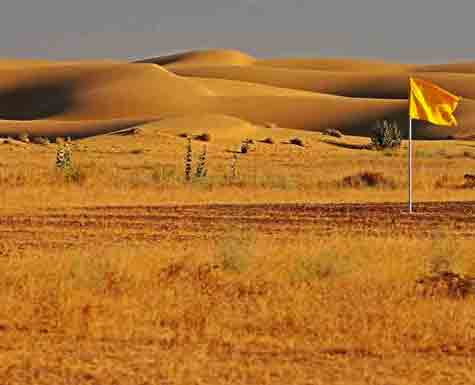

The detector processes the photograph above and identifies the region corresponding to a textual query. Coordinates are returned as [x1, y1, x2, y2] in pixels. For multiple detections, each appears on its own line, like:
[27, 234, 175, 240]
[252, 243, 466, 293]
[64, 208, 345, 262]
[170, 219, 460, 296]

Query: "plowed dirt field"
[2, 202, 474, 249]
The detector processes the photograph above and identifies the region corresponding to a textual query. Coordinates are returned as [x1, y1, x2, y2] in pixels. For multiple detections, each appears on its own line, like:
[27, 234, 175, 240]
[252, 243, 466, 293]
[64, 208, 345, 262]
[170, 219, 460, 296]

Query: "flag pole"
[408, 117, 413, 214]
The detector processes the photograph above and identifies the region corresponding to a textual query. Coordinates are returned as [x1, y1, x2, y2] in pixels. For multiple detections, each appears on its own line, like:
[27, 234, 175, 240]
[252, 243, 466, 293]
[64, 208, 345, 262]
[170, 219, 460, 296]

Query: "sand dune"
[0, 49, 474, 140]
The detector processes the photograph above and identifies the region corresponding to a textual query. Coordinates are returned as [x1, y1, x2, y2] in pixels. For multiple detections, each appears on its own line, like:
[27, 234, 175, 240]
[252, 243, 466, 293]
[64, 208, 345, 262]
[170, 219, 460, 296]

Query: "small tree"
[371, 119, 401, 149]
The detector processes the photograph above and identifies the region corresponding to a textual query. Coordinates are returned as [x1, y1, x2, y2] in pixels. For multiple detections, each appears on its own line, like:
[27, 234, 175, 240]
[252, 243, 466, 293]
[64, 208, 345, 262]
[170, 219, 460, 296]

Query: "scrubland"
[1, 129, 475, 384]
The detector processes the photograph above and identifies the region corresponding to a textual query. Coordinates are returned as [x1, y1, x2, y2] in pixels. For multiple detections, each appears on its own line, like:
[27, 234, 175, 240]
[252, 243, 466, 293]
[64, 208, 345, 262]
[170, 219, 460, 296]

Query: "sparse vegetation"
[195, 145, 208, 178]
[152, 164, 178, 184]
[322, 128, 343, 138]
[184, 137, 193, 182]
[229, 153, 239, 179]
[289, 137, 304, 147]
[0, 127, 475, 384]
[260, 137, 275, 144]
[240, 141, 249, 154]
[370, 119, 401, 149]
[340, 171, 397, 189]
[194, 132, 211, 142]
[55, 142, 85, 184]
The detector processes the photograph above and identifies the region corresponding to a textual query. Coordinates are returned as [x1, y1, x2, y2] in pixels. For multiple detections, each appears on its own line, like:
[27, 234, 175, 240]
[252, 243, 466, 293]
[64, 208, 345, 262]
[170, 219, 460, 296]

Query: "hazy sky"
[1, 0, 474, 62]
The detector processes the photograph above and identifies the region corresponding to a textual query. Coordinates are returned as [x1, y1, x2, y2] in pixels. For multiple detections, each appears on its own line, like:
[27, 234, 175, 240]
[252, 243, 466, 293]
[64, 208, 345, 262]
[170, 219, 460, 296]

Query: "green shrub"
[370, 119, 401, 149]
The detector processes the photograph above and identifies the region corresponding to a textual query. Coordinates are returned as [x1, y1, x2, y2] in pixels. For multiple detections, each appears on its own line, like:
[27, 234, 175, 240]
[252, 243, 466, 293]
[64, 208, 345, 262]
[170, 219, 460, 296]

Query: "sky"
[1, 0, 474, 63]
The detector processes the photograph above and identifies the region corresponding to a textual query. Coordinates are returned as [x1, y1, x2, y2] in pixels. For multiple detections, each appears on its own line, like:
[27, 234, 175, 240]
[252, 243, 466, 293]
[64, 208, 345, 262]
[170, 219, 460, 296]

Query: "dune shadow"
[0, 80, 76, 120]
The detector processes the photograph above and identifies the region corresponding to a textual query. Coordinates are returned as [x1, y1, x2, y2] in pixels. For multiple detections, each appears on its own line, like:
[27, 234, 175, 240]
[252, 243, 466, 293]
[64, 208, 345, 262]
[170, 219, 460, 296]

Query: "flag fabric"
[409, 77, 461, 126]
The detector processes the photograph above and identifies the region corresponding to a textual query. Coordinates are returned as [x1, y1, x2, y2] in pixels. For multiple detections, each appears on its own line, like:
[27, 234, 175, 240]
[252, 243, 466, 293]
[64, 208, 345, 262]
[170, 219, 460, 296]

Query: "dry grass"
[2, 233, 475, 384]
[1, 130, 475, 383]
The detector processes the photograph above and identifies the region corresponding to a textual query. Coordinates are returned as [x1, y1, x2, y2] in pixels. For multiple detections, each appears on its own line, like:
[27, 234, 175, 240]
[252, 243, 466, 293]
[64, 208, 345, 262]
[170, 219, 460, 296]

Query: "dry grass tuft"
[416, 271, 475, 299]
[340, 171, 397, 189]
[194, 133, 211, 142]
[322, 128, 343, 138]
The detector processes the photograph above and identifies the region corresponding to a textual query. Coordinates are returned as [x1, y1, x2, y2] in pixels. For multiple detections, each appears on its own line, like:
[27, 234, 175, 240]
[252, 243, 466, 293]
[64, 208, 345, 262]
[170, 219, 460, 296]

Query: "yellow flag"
[409, 77, 460, 126]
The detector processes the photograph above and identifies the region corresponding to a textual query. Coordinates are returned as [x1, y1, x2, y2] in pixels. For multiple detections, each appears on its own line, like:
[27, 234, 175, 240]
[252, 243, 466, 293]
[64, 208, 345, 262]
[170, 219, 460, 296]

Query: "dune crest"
[136, 49, 256, 67]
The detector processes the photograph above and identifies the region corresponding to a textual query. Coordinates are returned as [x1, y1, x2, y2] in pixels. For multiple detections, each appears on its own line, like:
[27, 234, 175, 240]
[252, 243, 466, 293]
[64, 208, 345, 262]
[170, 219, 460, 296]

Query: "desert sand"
[1, 49, 475, 141]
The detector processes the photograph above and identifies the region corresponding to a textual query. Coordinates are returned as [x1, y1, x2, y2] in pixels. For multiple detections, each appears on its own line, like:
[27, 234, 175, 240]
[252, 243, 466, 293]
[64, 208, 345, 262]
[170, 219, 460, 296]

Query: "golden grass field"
[2, 50, 475, 384]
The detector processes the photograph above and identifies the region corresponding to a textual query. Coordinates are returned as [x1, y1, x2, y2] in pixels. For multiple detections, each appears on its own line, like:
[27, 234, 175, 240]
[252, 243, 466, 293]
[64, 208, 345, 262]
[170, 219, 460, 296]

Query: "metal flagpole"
[408, 117, 413, 214]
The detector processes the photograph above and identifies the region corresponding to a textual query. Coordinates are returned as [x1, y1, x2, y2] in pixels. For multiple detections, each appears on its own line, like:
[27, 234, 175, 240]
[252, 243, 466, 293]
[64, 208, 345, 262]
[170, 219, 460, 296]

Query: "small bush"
[130, 149, 144, 154]
[178, 133, 189, 138]
[240, 142, 249, 154]
[289, 137, 304, 147]
[370, 119, 401, 150]
[322, 129, 343, 138]
[340, 172, 397, 189]
[194, 133, 211, 142]
[463, 174, 475, 188]
[260, 137, 275, 144]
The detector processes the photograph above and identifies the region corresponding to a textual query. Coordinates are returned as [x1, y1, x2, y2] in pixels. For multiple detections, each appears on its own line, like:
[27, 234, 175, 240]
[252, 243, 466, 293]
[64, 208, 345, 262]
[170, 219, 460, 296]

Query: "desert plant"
[194, 133, 211, 142]
[229, 153, 239, 179]
[260, 137, 275, 144]
[195, 145, 208, 178]
[340, 171, 397, 189]
[56, 143, 72, 170]
[370, 119, 401, 149]
[240, 138, 255, 154]
[322, 128, 343, 138]
[55, 142, 85, 184]
[290, 137, 304, 147]
[184, 137, 193, 182]
[178, 133, 189, 138]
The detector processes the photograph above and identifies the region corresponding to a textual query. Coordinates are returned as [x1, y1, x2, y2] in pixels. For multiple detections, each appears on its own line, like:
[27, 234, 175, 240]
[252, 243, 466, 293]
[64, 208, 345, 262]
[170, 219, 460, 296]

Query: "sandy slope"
[0, 49, 474, 140]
